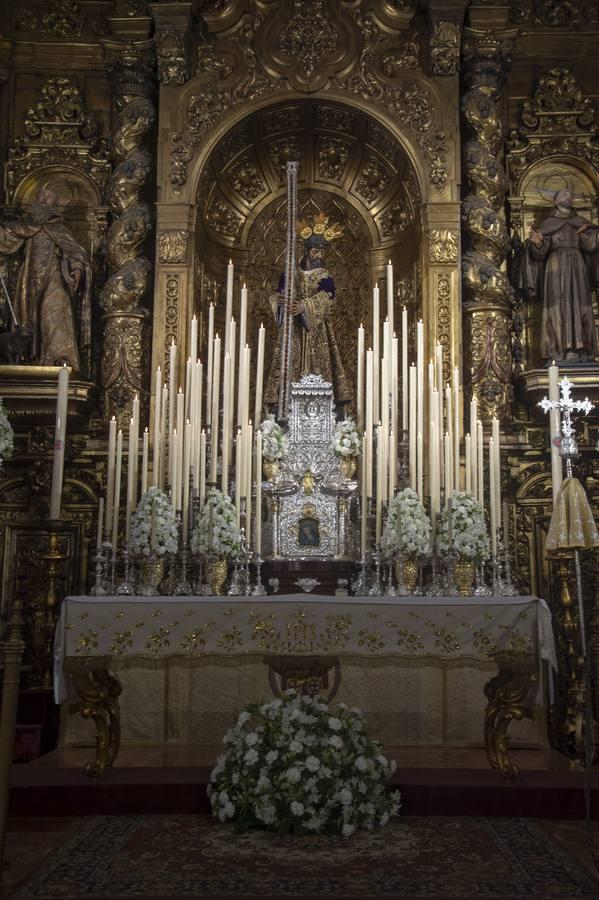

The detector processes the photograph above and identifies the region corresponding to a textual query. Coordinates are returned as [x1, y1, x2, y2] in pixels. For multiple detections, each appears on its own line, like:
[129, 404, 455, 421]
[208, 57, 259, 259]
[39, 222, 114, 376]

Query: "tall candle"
[234, 427, 242, 523]
[131, 392, 140, 510]
[255, 429, 262, 554]
[361, 433, 368, 554]
[112, 429, 123, 551]
[199, 429, 206, 510]
[548, 363, 563, 501]
[206, 304, 214, 426]
[225, 259, 234, 355]
[357, 323, 365, 430]
[175, 429, 183, 511]
[409, 364, 417, 491]
[210, 334, 221, 483]
[125, 416, 136, 545]
[141, 427, 149, 496]
[193, 361, 203, 489]
[153, 367, 162, 488]
[221, 353, 231, 493]
[190, 314, 198, 363]
[477, 420, 484, 509]
[160, 384, 168, 490]
[453, 366, 460, 490]
[401, 306, 408, 431]
[391, 335, 398, 441]
[470, 398, 478, 500]
[465, 434, 472, 494]
[238, 284, 248, 407]
[492, 417, 501, 535]
[376, 424, 383, 542]
[169, 428, 175, 506]
[96, 496, 104, 550]
[169, 340, 176, 435]
[245, 421, 253, 547]
[416, 320, 424, 490]
[444, 430, 452, 499]
[386, 260, 394, 338]
[106, 415, 117, 527]
[372, 285, 379, 423]
[417, 429, 423, 502]
[50, 365, 69, 520]
[182, 420, 191, 542]
[489, 437, 497, 558]
[254, 322, 266, 427]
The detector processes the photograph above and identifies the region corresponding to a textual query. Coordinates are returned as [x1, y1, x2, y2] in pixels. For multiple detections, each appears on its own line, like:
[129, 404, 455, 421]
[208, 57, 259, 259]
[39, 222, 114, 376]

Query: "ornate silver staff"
[277, 160, 299, 423]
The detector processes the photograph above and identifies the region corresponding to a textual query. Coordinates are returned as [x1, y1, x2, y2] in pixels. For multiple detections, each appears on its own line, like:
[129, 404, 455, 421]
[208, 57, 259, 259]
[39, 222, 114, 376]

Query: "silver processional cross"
[538, 376, 594, 477]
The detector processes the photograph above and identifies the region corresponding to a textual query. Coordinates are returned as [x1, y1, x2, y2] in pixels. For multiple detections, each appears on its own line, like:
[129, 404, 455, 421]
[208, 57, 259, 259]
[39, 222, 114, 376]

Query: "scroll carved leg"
[69, 667, 122, 778]
[484, 652, 536, 779]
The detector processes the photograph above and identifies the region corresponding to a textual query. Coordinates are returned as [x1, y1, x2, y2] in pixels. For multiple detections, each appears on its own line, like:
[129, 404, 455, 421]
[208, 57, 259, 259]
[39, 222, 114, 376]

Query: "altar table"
[54, 594, 556, 779]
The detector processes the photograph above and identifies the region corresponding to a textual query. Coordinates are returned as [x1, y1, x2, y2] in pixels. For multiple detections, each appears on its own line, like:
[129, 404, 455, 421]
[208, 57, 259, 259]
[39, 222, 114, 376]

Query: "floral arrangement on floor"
[130, 487, 179, 558]
[208, 690, 400, 837]
[259, 416, 288, 462]
[382, 487, 431, 560]
[331, 417, 360, 458]
[436, 490, 490, 561]
[191, 487, 241, 559]
[0, 399, 14, 461]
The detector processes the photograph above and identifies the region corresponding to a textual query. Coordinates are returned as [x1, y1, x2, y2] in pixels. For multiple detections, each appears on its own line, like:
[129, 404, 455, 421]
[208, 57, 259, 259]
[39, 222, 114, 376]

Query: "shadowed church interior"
[1, 1, 599, 897]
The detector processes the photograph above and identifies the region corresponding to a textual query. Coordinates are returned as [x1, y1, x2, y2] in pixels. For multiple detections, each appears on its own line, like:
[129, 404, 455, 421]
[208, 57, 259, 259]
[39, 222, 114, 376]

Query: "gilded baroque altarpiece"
[0, 0, 597, 754]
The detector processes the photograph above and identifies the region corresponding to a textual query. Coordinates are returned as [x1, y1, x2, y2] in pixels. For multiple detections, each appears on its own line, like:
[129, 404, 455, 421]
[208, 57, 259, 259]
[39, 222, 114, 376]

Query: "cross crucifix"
[538, 376, 594, 476]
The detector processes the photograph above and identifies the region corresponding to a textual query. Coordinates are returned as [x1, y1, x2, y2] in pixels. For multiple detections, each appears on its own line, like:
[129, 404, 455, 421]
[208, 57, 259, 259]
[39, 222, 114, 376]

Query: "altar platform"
[9, 743, 599, 820]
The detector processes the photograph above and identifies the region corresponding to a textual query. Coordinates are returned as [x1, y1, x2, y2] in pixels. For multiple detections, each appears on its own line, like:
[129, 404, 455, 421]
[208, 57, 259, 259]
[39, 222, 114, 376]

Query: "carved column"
[461, 21, 518, 424]
[150, 3, 193, 389]
[101, 28, 156, 427]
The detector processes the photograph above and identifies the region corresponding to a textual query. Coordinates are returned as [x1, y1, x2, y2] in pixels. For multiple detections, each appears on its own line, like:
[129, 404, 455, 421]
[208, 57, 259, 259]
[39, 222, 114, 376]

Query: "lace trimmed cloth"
[545, 477, 599, 552]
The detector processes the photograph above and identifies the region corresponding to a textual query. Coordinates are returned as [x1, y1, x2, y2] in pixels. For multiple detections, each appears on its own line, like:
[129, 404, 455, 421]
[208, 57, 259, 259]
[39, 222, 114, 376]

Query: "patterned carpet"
[12, 814, 599, 899]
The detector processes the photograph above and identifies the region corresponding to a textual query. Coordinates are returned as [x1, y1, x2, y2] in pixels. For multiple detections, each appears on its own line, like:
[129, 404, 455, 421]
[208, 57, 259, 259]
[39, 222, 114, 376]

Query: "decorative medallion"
[278, 0, 340, 79]
[158, 230, 187, 265]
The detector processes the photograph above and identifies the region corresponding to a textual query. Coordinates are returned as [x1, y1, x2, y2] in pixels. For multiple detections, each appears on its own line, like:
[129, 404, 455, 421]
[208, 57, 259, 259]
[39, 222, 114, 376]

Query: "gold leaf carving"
[429, 229, 459, 264]
[158, 230, 187, 265]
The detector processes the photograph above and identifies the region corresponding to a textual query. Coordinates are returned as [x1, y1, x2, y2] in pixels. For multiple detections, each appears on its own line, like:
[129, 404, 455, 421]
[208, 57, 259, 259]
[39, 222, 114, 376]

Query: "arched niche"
[191, 96, 423, 408]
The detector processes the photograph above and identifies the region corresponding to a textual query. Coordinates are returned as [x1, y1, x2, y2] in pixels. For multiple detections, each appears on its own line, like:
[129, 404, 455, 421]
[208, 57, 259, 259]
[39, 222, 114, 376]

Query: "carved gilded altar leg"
[69, 667, 122, 778]
[484, 652, 536, 779]
[551, 551, 585, 760]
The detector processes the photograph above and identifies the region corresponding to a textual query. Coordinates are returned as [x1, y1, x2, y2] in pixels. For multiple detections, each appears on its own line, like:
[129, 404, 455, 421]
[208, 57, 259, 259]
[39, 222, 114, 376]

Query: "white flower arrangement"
[0, 399, 14, 460]
[130, 487, 179, 558]
[381, 487, 431, 560]
[191, 487, 241, 559]
[259, 416, 288, 463]
[331, 417, 360, 458]
[436, 490, 490, 561]
[209, 690, 400, 837]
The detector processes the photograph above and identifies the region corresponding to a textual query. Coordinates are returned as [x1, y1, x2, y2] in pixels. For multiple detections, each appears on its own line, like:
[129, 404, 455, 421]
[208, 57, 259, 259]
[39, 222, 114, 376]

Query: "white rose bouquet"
[331, 417, 360, 458]
[259, 416, 288, 463]
[209, 690, 400, 837]
[436, 490, 490, 561]
[130, 487, 179, 558]
[0, 399, 14, 460]
[191, 487, 241, 559]
[382, 487, 431, 560]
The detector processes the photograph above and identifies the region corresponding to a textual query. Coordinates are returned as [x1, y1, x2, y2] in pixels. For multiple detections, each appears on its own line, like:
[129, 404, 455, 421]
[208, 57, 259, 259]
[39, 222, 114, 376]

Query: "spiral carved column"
[100, 36, 156, 427]
[461, 27, 517, 424]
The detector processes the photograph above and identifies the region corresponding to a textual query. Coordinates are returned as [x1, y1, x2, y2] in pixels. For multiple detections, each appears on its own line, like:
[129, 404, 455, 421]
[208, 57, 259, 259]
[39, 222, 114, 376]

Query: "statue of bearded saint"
[0, 187, 91, 372]
[264, 223, 351, 414]
[517, 187, 599, 363]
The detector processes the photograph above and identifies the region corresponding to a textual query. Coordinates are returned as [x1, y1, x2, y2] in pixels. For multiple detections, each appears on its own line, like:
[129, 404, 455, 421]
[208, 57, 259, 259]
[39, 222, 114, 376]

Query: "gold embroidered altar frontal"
[55, 595, 555, 763]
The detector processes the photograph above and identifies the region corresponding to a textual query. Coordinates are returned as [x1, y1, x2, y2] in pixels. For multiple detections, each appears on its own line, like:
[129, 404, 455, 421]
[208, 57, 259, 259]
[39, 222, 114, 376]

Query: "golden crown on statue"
[296, 211, 344, 243]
